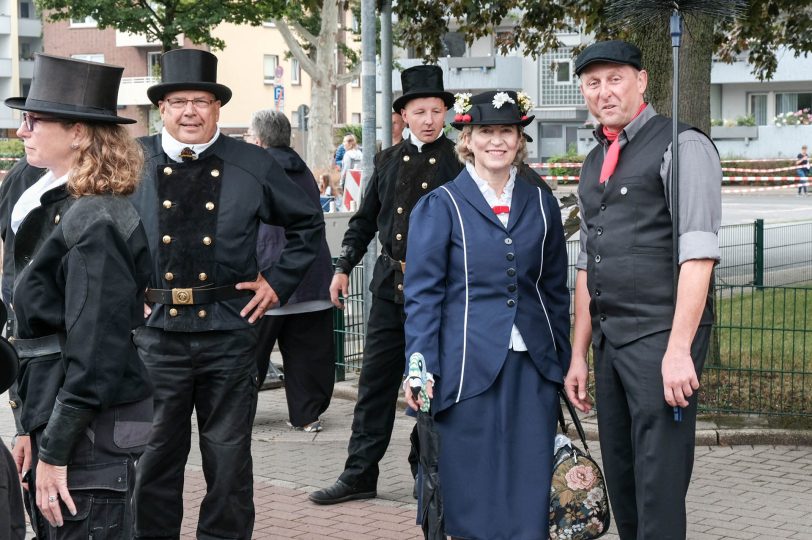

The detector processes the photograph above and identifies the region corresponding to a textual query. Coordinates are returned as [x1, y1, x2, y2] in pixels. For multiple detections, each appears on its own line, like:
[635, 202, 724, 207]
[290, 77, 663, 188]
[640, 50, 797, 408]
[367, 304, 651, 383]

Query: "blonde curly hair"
[69, 123, 143, 197]
[454, 125, 527, 167]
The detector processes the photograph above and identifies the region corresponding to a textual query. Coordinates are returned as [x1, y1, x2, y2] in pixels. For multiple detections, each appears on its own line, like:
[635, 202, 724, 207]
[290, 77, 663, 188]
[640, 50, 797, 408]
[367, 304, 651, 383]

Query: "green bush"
[710, 118, 724, 127]
[547, 144, 584, 180]
[334, 124, 362, 145]
[735, 115, 756, 127]
[0, 139, 24, 171]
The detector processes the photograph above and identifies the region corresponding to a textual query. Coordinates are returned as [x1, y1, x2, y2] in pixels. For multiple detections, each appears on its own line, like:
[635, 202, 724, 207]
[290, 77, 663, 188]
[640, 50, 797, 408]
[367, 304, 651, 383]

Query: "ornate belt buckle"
[171, 288, 194, 305]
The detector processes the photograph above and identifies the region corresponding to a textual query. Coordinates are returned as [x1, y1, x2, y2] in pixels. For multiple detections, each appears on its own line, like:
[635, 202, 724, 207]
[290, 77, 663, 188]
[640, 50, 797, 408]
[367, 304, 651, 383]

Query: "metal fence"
[333, 220, 812, 415]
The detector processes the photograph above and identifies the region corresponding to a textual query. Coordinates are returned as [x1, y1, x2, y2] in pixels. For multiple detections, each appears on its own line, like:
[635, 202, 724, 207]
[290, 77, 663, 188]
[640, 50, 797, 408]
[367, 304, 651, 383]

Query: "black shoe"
[309, 480, 376, 505]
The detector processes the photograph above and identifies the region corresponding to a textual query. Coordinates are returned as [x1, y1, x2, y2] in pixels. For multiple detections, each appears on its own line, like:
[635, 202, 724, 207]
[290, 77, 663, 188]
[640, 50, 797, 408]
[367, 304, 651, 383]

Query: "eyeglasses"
[165, 98, 217, 110]
[21, 112, 68, 132]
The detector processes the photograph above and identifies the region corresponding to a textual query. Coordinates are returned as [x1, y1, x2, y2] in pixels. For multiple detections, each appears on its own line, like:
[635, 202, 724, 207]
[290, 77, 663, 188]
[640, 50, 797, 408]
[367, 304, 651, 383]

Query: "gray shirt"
[576, 105, 721, 270]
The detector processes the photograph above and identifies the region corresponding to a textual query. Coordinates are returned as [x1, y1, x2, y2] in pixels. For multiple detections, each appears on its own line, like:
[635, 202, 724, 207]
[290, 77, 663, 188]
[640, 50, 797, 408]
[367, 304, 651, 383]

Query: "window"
[441, 32, 466, 58]
[71, 53, 104, 63]
[263, 55, 279, 85]
[748, 94, 768, 126]
[70, 16, 97, 28]
[351, 113, 361, 124]
[351, 76, 360, 88]
[554, 61, 572, 84]
[291, 58, 301, 85]
[775, 92, 812, 116]
[541, 124, 563, 139]
[147, 51, 161, 78]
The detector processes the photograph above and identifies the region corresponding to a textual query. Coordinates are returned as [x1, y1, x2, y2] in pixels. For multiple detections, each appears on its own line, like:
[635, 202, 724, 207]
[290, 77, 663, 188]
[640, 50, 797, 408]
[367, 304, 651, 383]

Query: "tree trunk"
[306, 1, 340, 177]
[630, 13, 714, 134]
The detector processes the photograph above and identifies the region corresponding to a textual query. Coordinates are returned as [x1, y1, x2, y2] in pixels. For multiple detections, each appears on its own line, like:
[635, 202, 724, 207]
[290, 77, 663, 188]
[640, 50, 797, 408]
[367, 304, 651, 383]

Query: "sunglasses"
[21, 112, 70, 132]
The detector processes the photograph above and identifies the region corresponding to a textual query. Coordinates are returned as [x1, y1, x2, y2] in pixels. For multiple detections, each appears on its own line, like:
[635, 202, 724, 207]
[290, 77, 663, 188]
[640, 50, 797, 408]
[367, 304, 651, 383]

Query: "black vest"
[579, 115, 713, 347]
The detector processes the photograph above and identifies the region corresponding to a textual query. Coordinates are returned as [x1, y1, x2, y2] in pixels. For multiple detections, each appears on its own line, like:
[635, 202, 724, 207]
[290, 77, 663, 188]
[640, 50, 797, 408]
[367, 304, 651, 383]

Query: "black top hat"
[451, 90, 535, 130]
[574, 40, 643, 76]
[392, 65, 454, 112]
[0, 302, 18, 394]
[147, 49, 232, 106]
[5, 54, 135, 124]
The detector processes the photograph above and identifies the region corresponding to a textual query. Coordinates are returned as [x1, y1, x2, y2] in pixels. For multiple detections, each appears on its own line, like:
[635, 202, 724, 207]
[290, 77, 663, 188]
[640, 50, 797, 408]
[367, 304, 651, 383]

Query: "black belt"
[145, 285, 253, 306]
[380, 252, 405, 274]
[11, 333, 64, 358]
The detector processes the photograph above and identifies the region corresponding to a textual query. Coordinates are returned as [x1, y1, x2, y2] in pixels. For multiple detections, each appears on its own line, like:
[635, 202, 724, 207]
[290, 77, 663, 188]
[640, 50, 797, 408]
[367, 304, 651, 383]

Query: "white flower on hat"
[454, 92, 472, 115]
[492, 92, 515, 109]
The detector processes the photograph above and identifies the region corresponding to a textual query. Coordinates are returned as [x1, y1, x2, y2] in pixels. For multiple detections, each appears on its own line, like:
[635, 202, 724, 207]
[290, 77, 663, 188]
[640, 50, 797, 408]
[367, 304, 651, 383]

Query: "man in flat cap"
[309, 64, 463, 505]
[564, 40, 721, 539]
[131, 48, 324, 540]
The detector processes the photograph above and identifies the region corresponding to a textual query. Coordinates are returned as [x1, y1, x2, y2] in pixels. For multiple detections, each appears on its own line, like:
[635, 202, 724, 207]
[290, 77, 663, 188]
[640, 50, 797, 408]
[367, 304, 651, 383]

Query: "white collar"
[409, 131, 443, 153]
[466, 162, 517, 203]
[161, 127, 221, 162]
[11, 170, 69, 234]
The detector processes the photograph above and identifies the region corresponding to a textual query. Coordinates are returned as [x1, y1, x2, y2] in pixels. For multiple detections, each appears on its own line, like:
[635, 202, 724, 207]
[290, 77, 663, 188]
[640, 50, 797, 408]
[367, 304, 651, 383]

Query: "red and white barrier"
[344, 169, 362, 212]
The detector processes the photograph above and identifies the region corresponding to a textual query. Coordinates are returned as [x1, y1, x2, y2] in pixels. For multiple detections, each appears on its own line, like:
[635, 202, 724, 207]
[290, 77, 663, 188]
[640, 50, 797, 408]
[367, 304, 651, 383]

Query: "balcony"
[19, 59, 34, 79]
[0, 58, 11, 77]
[18, 17, 41, 38]
[0, 15, 11, 34]
[390, 56, 524, 94]
[116, 30, 181, 48]
[118, 76, 159, 105]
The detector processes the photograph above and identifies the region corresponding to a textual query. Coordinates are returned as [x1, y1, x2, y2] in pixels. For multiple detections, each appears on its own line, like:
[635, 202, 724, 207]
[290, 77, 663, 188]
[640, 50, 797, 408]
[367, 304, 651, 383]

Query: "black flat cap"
[575, 40, 642, 76]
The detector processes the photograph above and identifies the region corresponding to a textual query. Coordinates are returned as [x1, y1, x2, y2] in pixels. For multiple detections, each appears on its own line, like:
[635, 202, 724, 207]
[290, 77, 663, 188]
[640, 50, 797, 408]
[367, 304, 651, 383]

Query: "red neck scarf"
[598, 102, 647, 184]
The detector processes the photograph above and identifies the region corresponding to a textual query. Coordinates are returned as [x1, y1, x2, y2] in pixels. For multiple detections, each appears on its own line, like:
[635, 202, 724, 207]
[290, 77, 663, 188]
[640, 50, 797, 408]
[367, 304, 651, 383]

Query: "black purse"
[549, 390, 611, 539]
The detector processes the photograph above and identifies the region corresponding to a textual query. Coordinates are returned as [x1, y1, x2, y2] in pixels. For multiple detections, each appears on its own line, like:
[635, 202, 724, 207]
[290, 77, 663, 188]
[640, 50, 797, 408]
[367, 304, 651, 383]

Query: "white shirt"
[11, 170, 69, 234]
[409, 131, 443, 153]
[466, 162, 528, 352]
[161, 127, 220, 163]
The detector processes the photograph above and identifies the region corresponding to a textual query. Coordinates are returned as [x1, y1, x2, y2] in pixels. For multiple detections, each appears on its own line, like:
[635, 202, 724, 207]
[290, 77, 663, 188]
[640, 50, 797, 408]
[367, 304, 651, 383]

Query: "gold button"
[54, 214, 60, 224]
[429, 157, 436, 165]
[397, 283, 404, 291]
[397, 207, 404, 214]
[197, 309, 207, 318]
[163, 166, 172, 176]
[205, 202, 215, 211]
[163, 200, 172, 209]
[403, 155, 410, 162]
[9, 400, 17, 409]
[169, 308, 178, 317]
[421, 182, 428, 189]
[198, 272, 208, 281]
[162, 235, 171, 244]
[203, 236, 212, 246]
[7, 337, 14, 344]
[211, 169, 220, 178]
[396, 233, 403, 241]
[164, 272, 174, 281]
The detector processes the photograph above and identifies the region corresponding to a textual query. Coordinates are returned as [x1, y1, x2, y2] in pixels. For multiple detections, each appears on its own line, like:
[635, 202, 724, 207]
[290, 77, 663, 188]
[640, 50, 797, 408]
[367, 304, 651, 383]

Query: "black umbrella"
[408, 352, 445, 539]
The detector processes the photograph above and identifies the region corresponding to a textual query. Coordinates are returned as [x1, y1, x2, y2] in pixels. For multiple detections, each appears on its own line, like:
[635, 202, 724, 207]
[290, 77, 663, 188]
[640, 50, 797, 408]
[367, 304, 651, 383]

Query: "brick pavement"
[3, 383, 812, 539]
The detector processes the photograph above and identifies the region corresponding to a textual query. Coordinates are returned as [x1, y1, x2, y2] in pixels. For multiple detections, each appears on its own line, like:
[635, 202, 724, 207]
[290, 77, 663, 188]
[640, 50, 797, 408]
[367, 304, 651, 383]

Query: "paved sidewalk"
[4, 380, 812, 539]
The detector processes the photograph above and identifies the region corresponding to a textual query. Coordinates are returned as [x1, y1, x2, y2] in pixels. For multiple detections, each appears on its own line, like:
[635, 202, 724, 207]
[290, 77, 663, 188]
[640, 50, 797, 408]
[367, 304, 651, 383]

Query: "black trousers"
[594, 325, 712, 540]
[338, 296, 409, 490]
[28, 399, 152, 540]
[254, 308, 335, 427]
[133, 327, 258, 540]
[0, 440, 25, 540]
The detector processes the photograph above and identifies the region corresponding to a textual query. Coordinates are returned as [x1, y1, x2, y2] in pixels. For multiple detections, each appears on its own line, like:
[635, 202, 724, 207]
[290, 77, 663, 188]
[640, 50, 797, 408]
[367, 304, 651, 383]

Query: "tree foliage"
[393, 0, 812, 132]
[35, 0, 282, 52]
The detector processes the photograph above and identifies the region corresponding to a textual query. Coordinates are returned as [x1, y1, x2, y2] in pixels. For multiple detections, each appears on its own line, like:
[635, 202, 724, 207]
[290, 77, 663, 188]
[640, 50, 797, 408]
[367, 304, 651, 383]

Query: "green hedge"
[0, 139, 24, 171]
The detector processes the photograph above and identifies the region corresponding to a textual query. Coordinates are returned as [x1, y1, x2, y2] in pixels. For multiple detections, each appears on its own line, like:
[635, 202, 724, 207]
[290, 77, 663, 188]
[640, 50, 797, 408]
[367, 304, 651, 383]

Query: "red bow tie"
[492, 205, 510, 215]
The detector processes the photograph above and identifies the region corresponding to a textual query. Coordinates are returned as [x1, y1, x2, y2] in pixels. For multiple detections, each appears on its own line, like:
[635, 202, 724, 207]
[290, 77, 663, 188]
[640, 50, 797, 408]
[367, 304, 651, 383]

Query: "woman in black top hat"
[403, 90, 572, 539]
[3, 53, 153, 537]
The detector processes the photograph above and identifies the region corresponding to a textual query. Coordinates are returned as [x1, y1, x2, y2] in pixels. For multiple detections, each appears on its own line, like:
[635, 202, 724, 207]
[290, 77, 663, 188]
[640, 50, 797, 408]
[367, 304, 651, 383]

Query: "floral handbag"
[549, 390, 611, 540]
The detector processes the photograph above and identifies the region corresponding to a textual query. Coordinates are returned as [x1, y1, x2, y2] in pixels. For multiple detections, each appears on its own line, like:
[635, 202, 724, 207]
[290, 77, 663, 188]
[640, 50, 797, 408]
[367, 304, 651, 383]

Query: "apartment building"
[0, 0, 42, 136]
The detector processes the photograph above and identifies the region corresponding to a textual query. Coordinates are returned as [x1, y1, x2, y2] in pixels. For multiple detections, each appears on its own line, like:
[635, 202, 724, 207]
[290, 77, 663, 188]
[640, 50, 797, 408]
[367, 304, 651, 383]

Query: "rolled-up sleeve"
[661, 130, 722, 264]
[575, 194, 589, 271]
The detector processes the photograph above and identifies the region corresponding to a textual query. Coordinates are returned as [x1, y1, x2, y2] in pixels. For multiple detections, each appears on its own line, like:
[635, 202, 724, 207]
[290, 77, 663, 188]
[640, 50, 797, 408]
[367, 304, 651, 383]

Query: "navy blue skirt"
[433, 349, 559, 540]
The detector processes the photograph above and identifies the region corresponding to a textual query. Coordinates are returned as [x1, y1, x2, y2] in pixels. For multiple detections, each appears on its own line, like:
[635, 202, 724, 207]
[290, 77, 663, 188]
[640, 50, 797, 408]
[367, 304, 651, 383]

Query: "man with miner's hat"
[309, 65, 463, 505]
[130, 48, 325, 539]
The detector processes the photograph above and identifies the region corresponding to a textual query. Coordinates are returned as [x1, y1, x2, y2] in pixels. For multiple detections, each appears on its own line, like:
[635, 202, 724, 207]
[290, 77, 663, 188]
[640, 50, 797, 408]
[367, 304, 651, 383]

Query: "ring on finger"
[48, 495, 58, 503]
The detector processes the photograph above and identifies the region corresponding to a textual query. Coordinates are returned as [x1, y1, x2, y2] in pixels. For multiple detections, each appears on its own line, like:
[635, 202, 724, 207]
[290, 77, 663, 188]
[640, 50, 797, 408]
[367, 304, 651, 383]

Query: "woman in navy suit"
[403, 90, 571, 539]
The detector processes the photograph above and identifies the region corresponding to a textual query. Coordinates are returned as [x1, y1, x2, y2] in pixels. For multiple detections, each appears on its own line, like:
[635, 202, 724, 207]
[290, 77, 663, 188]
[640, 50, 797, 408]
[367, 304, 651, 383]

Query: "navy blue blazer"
[404, 169, 572, 414]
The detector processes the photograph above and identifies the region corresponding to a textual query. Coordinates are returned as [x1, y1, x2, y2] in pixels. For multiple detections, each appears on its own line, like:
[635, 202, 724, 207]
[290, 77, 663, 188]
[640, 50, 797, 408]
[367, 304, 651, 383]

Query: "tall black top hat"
[450, 90, 535, 130]
[147, 49, 232, 106]
[0, 302, 18, 394]
[5, 54, 135, 124]
[392, 65, 454, 112]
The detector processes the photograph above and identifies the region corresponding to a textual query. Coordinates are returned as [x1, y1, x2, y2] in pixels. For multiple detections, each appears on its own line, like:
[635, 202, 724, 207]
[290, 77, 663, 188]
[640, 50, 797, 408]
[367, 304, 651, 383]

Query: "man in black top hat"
[564, 40, 721, 539]
[309, 65, 463, 505]
[130, 48, 324, 540]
